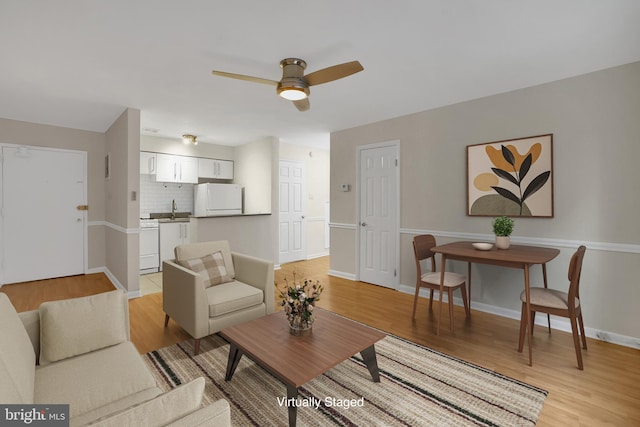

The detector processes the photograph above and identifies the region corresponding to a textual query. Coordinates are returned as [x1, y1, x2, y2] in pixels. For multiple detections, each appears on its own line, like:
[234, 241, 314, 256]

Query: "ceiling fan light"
[182, 134, 197, 145]
[278, 88, 308, 101]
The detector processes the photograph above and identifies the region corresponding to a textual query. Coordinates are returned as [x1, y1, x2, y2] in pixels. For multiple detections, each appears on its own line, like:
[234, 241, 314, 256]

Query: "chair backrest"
[413, 235, 437, 279]
[567, 245, 586, 308]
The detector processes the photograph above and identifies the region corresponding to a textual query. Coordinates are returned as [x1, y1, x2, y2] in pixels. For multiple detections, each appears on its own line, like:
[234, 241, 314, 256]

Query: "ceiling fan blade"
[293, 98, 310, 112]
[304, 61, 364, 86]
[211, 70, 278, 86]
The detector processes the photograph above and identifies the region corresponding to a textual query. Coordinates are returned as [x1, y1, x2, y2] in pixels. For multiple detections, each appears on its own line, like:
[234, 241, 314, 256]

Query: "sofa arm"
[231, 252, 275, 314]
[19, 309, 40, 361]
[162, 260, 210, 339]
[165, 399, 231, 427]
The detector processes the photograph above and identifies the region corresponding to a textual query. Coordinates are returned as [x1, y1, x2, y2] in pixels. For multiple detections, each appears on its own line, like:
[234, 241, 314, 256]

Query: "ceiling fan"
[211, 58, 363, 112]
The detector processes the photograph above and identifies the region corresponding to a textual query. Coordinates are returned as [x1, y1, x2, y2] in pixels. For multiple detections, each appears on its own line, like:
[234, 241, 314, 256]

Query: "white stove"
[140, 219, 159, 273]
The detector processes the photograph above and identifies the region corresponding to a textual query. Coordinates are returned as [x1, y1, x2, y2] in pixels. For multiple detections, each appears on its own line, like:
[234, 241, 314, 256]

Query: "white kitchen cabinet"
[156, 154, 198, 183]
[159, 221, 193, 270]
[198, 158, 234, 179]
[140, 151, 157, 174]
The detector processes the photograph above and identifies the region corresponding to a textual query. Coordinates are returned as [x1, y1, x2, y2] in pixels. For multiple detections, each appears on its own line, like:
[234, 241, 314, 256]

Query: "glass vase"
[288, 316, 314, 336]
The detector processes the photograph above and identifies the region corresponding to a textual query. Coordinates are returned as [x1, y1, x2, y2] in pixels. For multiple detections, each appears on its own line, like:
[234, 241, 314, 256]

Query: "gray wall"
[330, 61, 640, 346]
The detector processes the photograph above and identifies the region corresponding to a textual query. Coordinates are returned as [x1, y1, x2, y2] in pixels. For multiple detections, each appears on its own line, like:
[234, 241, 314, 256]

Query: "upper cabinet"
[198, 158, 234, 180]
[155, 154, 198, 183]
[140, 151, 157, 174]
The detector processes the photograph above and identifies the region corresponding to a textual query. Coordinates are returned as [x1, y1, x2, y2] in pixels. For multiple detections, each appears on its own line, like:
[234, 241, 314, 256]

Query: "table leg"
[225, 343, 243, 381]
[524, 265, 533, 366]
[437, 255, 447, 336]
[542, 263, 551, 332]
[360, 345, 381, 382]
[286, 384, 298, 427]
[467, 261, 472, 313]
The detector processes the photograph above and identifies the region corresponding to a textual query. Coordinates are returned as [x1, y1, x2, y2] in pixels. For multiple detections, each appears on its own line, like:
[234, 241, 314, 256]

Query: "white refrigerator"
[194, 183, 242, 216]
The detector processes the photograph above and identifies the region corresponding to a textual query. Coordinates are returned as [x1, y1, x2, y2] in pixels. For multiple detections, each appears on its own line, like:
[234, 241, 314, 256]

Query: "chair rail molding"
[400, 228, 640, 254]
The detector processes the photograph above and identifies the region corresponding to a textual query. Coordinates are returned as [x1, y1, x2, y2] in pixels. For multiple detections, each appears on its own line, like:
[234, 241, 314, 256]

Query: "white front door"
[1, 145, 86, 284]
[279, 160, 306, 265]
[358, 143, 399, 288]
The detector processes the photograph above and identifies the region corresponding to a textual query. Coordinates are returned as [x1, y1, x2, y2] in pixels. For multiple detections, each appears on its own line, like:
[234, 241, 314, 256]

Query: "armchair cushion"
[39, 290, 128, 365]
[178, 251, 233, 288]
[206, 281, 264, 317]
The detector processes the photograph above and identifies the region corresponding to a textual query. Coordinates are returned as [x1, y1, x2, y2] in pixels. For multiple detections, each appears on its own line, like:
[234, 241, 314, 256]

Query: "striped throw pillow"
[178, 251, 232, 287]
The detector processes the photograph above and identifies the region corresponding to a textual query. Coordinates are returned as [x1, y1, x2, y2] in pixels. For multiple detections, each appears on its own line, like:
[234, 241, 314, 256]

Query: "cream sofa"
[0, 291, 230, 427]
[163, 240, 274, 355]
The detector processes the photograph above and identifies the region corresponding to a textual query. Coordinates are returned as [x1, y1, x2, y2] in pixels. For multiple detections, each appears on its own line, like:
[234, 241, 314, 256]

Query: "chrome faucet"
[171, 199, 177, 219]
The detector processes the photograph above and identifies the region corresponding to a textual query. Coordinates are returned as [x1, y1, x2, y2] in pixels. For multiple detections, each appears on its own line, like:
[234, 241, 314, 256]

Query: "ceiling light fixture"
[182, 134, 198, 145]
[277, 80, 309, 101]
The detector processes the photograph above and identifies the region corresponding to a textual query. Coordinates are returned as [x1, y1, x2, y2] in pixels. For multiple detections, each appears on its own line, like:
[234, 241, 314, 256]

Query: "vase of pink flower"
[278, 275, 323, 336]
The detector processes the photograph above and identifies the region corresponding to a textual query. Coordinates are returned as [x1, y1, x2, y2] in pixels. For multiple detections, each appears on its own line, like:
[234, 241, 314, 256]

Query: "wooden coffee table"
[219, 308, 386, 427]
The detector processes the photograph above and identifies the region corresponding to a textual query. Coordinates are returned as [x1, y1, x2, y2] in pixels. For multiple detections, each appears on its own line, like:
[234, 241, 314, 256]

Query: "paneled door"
[1, 145, 86, 284]
[279, 160, 306, 265]
[358, 143, 399, 289]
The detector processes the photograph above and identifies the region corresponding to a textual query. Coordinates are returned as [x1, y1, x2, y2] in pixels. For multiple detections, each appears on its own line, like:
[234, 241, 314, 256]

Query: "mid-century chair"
[163, 240, 274, 355]
[518, 245, 587, 369]
[412, 234, 470, 335]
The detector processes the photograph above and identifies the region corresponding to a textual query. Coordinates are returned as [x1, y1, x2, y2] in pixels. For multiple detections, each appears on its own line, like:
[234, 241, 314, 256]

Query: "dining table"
[430, 241, 560, 366]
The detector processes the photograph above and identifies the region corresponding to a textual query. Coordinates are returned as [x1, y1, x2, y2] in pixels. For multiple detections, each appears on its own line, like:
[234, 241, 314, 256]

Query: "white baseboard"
[341, 278, 640, 350]
[328, 270, 356, 281]
[307, 251, 329, 260]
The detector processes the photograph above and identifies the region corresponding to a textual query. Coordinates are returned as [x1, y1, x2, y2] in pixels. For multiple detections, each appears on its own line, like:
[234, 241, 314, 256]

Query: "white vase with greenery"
[492, 216, 514, 249]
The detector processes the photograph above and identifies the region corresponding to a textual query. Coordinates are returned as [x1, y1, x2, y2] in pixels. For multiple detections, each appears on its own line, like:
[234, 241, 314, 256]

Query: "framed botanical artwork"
[467, 134, 553, 217]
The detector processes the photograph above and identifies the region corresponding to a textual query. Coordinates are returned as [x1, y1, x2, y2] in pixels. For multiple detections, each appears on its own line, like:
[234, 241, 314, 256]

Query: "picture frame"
[466, 134, 553, 217]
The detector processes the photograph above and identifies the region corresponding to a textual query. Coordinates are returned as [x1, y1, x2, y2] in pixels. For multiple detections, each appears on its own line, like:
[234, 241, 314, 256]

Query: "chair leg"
[529, 311, 536, 337]
[428, 289, 434, 311]
[578, 311, 588, 350]
[412, 285, 421, 319]
[460, 284, 470, 317]
[570, 315, 584, 370]
[164, 314, 170, 327]
[448, 289, 455, 333]
[518, 303, 527, 353]
[193, 338, 201, 356]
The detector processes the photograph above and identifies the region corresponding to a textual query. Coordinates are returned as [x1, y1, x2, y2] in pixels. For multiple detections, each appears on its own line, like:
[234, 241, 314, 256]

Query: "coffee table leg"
[286, 384, 298, 427]
[225, 343, 243, 381]
[360, 345, 381, 382]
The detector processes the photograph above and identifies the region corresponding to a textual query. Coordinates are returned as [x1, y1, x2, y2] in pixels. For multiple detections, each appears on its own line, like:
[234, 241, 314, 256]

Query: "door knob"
[360, 222, 367, 227]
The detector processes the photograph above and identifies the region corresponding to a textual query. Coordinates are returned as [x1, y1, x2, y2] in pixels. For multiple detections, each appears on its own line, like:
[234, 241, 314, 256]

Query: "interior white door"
[358, 143, 399, 288]
[1, 146, 86, 284]
[279, 160, 306, 265]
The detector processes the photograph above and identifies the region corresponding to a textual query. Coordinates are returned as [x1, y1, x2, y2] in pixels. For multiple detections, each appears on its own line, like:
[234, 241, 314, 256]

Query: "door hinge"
[395, 158, 398, 167]
[394, 268, 397, 277]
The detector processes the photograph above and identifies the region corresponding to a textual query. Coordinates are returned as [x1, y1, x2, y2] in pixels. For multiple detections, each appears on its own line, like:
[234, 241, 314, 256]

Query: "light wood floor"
[2, 257, 638, 426]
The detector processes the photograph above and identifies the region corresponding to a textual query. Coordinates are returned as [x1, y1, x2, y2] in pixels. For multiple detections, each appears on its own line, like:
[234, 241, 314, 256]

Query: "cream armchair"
[162, 240, 274, 355]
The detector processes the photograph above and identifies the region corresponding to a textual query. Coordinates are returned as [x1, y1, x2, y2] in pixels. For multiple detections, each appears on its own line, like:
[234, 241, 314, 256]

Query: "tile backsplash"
[140, 174, 194, 218]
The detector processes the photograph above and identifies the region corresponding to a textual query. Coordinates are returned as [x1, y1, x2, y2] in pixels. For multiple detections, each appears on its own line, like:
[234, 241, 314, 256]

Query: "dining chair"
[518, 245, 587, 369]
[412, 234, 470, 335]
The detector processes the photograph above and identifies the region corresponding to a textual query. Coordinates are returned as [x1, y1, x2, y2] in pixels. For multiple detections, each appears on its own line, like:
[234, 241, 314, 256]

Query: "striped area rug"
[144, 334, 547, 426]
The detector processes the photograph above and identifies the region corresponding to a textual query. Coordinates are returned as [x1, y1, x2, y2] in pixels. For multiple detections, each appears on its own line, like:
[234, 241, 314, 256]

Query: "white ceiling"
[2, 1, 639, 149]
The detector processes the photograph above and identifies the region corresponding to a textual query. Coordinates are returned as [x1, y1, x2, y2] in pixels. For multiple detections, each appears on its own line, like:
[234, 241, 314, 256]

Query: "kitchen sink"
[150, 212, 191, 222]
